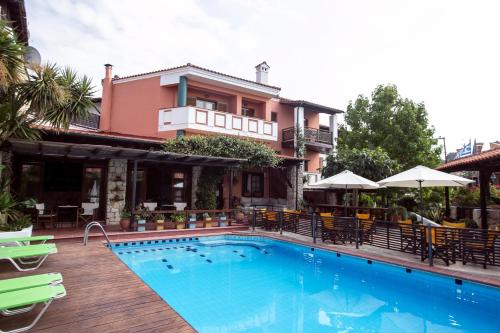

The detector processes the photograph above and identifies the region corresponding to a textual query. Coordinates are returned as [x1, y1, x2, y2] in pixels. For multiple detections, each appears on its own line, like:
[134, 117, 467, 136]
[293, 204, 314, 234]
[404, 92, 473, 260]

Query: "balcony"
[282, 126, 333, 152]
[158, 106, 278, 141]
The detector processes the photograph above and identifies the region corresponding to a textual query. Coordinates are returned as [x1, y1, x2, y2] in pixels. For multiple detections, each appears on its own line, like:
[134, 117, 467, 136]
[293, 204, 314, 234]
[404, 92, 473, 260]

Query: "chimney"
[100, 64, 113, 131]
[255, 61, 270, 84]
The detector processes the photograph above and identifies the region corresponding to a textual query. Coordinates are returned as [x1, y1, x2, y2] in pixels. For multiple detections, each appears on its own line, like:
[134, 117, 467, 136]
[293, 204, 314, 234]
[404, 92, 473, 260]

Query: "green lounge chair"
[0, 273, 63, 294]
[0, 244, 57, 271]
[0, 284, 66, 333]
[0, 235, 54, 246]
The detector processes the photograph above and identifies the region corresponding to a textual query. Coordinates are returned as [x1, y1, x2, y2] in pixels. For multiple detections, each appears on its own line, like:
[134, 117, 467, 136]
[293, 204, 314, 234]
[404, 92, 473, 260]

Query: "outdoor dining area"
[255, 165, 500, 269]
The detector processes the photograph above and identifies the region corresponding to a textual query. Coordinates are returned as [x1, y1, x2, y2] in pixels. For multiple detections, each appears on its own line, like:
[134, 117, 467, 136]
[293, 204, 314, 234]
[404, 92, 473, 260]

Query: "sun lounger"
[0, 244, 57, 271]
[0, 235, 54, 246]
[0, 273, 63, 294]
[0, 284, 66, 333]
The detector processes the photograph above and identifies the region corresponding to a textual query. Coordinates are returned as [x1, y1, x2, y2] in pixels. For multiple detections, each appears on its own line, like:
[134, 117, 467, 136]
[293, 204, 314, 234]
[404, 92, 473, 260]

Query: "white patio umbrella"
[310, 170, 379, 214]
[377, 165, 474, 221]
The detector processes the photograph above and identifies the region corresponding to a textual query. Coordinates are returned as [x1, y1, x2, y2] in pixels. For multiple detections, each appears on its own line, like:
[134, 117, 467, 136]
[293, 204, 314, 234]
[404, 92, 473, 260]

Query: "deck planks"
[0, 240, 195, 333]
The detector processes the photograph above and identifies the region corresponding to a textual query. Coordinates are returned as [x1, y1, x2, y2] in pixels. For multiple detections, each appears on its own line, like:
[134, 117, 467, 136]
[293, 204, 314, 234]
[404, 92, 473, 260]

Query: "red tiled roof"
[436, 148, 500, 172]
[279, 98, 344, 115]
[112, 63, 281, 90]
[38, 126, 165, 144]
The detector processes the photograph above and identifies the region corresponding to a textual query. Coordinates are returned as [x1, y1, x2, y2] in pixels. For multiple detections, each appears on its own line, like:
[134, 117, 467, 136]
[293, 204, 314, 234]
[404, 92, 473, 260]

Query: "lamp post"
[437, 136, 450, 216]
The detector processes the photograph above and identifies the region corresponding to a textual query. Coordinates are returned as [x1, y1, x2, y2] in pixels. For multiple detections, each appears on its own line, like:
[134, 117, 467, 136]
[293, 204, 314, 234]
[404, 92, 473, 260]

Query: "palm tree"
[0, 20, 95, 180]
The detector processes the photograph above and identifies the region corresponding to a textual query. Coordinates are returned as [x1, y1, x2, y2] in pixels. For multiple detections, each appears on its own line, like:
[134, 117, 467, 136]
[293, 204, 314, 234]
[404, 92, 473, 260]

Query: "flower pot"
[145, 222, 156, 231]
[137, 219, 146, 232]
[156, 220, 165, 231]
[0, 225, 33, 243]
[176, 222, 185, 229]
[204, 219, 213, 228]
[219, 217, 227, 227]
[119, 218, 130, 232]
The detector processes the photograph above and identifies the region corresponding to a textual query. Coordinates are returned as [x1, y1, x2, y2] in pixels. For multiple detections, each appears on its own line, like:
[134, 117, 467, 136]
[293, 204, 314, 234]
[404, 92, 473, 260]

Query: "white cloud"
[25, 0, 500, 152]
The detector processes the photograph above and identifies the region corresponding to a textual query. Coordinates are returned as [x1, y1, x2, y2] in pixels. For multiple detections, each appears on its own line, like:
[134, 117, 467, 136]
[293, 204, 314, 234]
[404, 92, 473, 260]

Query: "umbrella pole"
[344, 184, 348, 216]
[418, 180, 423, 223]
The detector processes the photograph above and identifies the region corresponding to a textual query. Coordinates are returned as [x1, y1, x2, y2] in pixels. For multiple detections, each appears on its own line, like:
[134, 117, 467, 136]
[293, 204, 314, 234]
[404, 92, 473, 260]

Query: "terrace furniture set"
[0, 235, 65, 333]
[27, 203, 99, 229]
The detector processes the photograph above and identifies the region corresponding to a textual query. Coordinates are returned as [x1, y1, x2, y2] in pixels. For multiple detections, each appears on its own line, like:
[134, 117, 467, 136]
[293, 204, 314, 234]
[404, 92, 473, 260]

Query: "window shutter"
[187, 96, 196, 106]
[217, 102, 228, 112]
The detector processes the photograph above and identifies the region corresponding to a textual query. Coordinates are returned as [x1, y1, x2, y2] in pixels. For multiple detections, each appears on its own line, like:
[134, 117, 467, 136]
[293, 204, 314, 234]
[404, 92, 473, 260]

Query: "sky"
[25, 0, 499, 155]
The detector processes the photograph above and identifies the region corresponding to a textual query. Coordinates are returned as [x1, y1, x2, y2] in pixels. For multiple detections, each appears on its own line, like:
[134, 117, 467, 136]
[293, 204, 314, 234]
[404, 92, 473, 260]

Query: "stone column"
[177, 76, 188, 107]
[286, 164, 304, 209]
[106, 159, 128, 225]
[191, 166, 203, 209]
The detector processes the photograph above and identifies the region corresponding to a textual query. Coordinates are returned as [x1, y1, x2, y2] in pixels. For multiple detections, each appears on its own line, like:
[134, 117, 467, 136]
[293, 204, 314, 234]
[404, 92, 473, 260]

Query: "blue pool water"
[111, 235, 500, 333]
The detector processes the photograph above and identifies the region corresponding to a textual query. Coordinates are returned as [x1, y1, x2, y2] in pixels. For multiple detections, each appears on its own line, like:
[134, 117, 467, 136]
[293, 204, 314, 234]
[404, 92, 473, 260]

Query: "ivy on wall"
[195, 167, 225, 210]
[163, 135, 281, 169]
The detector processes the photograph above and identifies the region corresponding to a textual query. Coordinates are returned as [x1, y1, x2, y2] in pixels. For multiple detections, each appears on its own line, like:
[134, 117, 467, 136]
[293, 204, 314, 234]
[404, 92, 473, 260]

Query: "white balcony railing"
[158, 106, 278, 141]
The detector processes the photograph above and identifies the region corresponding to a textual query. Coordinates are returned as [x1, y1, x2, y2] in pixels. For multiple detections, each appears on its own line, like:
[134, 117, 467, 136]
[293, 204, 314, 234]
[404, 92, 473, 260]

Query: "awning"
[4, 139, 244, 168]
[436, 148, 500, 172]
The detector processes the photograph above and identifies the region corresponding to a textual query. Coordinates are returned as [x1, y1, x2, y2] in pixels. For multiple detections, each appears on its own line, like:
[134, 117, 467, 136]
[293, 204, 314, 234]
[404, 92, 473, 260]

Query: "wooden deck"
[0, 240, 195, 333]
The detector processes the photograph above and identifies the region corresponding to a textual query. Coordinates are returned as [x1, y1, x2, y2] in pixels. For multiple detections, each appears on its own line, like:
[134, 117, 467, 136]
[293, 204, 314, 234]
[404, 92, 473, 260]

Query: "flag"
[456, 140, 472, 159]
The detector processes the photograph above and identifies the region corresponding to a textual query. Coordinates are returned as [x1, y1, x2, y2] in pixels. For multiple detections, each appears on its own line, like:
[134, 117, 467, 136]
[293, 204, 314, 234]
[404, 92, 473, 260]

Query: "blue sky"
[25, 0, 499, 153]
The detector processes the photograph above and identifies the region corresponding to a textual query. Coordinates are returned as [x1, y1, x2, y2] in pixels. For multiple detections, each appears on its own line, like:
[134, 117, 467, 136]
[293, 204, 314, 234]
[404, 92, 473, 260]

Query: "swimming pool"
[111, 235, 500, 333]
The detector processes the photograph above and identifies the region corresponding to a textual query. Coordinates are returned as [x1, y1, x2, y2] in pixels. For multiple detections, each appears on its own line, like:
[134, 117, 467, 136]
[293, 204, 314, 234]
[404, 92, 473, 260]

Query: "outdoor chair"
[359, 218, 375, 244]
[263, 211, 279, 231]
[0, 244, 57, 272]
[462, 229, 499, 269]
[78, 202, 99, 228]
[282, 209, 299, 232]
[356, 213, 370, 220]
[399, 220, 420, 254]
[442, 220, 466, 228]
[420, 226, 454, 266]
[321, 216, 350, 244]
[34, 204, 56, 229]
[0, 235, 54, 247]
[0, 273, 66, 333]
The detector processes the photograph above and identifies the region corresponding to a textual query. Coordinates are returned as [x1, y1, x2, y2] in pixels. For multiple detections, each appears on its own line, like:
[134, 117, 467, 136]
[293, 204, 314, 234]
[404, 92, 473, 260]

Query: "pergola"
[436, 148, 500, 229]
[3, 138, 245, 217]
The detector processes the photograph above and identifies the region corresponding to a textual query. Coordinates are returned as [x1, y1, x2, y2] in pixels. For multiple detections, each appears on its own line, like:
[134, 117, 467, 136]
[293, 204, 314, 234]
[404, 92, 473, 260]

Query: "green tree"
[322, 147, 399, 181]
[338, 84, 441, 170]
[0, 20, 95, 227]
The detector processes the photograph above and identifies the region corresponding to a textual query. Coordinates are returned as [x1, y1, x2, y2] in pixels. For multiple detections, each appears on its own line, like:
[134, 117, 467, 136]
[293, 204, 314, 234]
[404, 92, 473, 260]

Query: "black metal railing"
[281, 126, 333, 145]
[253, 208, 500, 268]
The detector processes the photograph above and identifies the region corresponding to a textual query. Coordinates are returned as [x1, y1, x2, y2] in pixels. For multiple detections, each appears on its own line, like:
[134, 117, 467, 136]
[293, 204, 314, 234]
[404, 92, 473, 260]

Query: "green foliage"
[163, 135, 281, 169]
[322, 147, 398, 181]
[359, 193, 375, 207]
[195, 167, 225, 210]
[153, 213, 165, 221]
[0, 213, 32, 231]
[387, 206, 408, 220]
[0, 190, 21, 225]
[295, 126, 305, 158]
[120, 209, 131, 219]
[423, 203, 443, 222]
[452, 187, 480, 207]
[171, 212, 186, 223]
[338, 84, 441, 170]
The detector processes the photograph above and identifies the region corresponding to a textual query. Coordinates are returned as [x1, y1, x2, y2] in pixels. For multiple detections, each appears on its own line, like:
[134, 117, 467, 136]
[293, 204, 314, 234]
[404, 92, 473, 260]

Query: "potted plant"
[171, 212, 186, 229]
[135, 207, 147, 232]
[188, 213, 197, 229]
[0, 214, 33, 240]
[154, 214, 165, 231]
[388, 206, 408, 223]
[219, 212, 227, 227]
[203, 212, 213, 228]
[120, 209, 131, 231]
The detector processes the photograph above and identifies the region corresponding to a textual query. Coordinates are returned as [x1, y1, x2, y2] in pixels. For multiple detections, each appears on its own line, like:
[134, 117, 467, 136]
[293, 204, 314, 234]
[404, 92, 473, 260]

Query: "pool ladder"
[83, 221, 111, 246]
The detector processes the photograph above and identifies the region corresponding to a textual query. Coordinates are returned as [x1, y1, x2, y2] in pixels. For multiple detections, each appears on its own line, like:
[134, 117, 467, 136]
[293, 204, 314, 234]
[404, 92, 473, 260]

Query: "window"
[304, 160, 309, 172]
[19, 163, 41, 199]
[217, 102, 228, 112]
[242, 172, 264, 197]
[271, 112, 278, 122]
[195, 98, 216, 110]
[172, 172, 186, 202]
[82, 168, 102, 203]
[241, 107, 255, 118]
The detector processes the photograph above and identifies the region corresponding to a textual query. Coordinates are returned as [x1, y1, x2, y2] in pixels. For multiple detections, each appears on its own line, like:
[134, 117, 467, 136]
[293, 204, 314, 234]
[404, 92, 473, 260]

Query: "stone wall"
[106, 159, 127, 225]
[286, 164, 304, 209]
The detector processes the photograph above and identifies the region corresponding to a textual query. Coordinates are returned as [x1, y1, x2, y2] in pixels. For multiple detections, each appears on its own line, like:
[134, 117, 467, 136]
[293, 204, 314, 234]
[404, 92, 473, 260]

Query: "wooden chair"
[359, 218, 375, 244]
[78, 202, 99, 227]
[282, 209, 300, 232]
[399, 219, 419, 253]
[462, 230, 498, 269]
[263, 211, 279, 231]
[420, 226, 454, 266]
[34, 204, 56, 229]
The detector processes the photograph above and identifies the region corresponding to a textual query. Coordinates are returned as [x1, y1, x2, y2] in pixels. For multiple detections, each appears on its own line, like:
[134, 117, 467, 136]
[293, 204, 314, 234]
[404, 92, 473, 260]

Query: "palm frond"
[0, 20, 26, 90]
